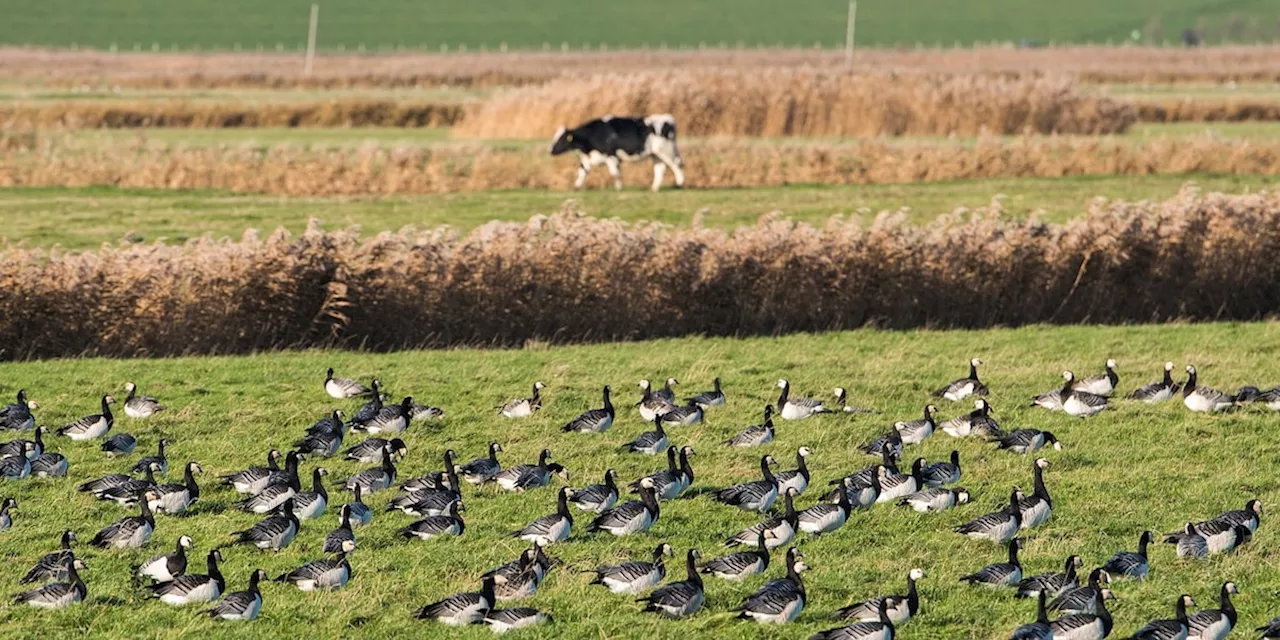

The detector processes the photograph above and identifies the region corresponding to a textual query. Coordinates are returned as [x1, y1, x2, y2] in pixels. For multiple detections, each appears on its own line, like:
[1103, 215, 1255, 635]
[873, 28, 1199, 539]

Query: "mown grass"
[0, 323, 1278, 639]
[2, 174, 1275, 250]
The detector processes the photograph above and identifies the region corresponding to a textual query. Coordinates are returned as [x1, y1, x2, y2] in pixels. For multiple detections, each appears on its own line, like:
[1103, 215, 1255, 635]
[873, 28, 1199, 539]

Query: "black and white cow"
[549, 114, 684, 192]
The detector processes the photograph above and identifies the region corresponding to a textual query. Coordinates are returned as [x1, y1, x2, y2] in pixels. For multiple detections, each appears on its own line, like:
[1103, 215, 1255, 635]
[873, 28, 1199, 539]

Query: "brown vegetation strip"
[1132, 99, 1280, 123]
[2, 191, 1278, 359]
[0, 100, 466, 128]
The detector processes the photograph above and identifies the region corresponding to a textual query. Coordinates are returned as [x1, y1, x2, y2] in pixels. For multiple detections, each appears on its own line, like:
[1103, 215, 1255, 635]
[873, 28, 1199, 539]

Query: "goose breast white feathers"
[959, 537, 1023, 587]
[562, 386, 615, 433]
[202, 569, 267, 621]
[122, 382, 165, 418]
[56, 395, 114, 440]
[500, 381, 545, 418]
[933, 357, 989, 402]
[146, 549, 225, 605]
[589, 479, 659, 536]
[1182, 366, 1235, 413]
[588, 543, 672, 594]
[776, 379, 832, 420]
[638, 549, 704, 618]
[413, 575, 495, 625]
[276, 544, 356, 591]
[324, 368, 370, 399]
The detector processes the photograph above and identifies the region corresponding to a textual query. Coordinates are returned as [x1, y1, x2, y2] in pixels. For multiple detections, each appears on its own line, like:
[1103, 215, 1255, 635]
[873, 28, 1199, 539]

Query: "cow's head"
[549, 126, 574, 155]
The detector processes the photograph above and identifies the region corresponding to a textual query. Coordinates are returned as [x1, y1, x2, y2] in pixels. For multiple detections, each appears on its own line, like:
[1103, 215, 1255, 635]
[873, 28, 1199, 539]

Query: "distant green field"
[0, 0, 1276, 50]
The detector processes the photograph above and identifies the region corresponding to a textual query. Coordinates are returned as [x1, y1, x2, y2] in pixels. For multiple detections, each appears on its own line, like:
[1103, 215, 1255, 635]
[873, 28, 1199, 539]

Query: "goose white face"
[777, 379, 788, 389]
[1106, 359, 1117, 368]
[909, 568, 927, 580]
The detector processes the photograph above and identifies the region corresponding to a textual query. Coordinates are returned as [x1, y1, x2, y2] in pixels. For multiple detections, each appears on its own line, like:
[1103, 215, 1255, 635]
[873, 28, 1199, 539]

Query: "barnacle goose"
[1059, 372, 1108, 417]
[236, 456, 300, 514]
[1128, 594, 1195, 640]
[1166, 519, 1252, 555]
[921, 450, 962, 487]
[776, 379, 833, 420]
[344, 446, 398, 494]
[511, 486, 574, 546]
[0, 452, 30, 480]
[588, 542, 674, 594]
[654, 378, 679, 404]
[897, 486, 971, 513]
[1074, 359, 1119, 397]
[715, 455, 779, 512]
[122, 382, 165, 418]
[1165, 523, 1210, 559]
[735, 554, 807, 624]
[344, 436, 407, 465]
[1049, 569, 1114, 615]
[93, 462, 160, 505]
[401, 501, 466, 540]
[589, 478, 660, 536]
[1017, 458, 1053, 529]
[861, 428, 904, 458]
[56, 395, 114, 440]
[933, 358, 989, 402]
[798, 479, 852, 536]
[1261, 386, 1280, 411]
[638, 549, 704, 618]
[687, 378, 726, 408]
[960, 537, 1024, 587]
[626, 416, 669, 455]
[22, 530, 83, 584]
[0, 389, 35, 431]
[833, 387, 874, 413]
[409, 401, 444, 422]
[725, 488, 799, 550]
[994, 429, 1063, 455]
[1010, 591, 1055, 640]
[943, 399, 1001, 438]
[701, 531, 770, 580]
[231, 498, 300, 551]
[1210, 499, 1263, 532]
[628, 445, 694, 501]
[484, 607, 553, 633]
[0, 424, 44, 459]
[569, 468, 619, 513]
[458, 441, 503, 484]
[876, 457, 926, 504]
[636, 379, 676, 422]
[1017, 555, 1081, 599]
[955, 488, 1024, 543]
[202, 569, 267, 621]
[90, 491, 156, 548]
[499, 381, 545, 418]
[1186, 581, 1238, 640]
[495, 448, 563, 492]
[725, 405, 775, 447]
[341, 485, 373, 527]
[276, 541, 355, 591]
[14, 558, 85, 609]
[1182, 366, 1236, 413]
[78, 464, 155, 497]
[0, 496, 16, 530]
[1133, 362, 1179, 402]
[562, 385, 615, 433]
[349, 380, 383, 426]
[137, 535, 194, 582]
[219, 449, 284, 495]
[659, 401, 704, 426]
[488, 548, 540, 601]
[100, 432, 137, 457]
[324, 368, 370, 399]
[1049, 588, 1115, 640]
[810, 598, 897, 640]
[352, 396, 413, 435]
[414, 575, 495, 625]
[146, 549, 225, 606]
[323, 505, 357, 554]
[293, 411, 345, 457]
[151, 461, 203, 515]
[894, 405, 937, 445]
[290, 467, 329, 520]
[833, 568, 927, 624]
[775, 446, 813, 495]
[1102, 531, 1153, 581]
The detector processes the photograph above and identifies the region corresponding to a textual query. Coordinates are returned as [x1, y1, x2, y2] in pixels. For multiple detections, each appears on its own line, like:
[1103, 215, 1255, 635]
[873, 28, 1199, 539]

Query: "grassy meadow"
[0, 323, 1277, 638]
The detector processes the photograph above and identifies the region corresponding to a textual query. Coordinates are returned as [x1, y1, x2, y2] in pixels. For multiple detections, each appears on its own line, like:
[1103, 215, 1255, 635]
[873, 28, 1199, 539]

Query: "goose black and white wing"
[275, 555, 352, 591]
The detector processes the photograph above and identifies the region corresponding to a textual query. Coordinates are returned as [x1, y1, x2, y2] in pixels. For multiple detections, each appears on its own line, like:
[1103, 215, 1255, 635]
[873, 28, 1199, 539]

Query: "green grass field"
[2, 173, 1273, 249]
[0, 323, 1277, 638]
[0, 0, 1275, 50]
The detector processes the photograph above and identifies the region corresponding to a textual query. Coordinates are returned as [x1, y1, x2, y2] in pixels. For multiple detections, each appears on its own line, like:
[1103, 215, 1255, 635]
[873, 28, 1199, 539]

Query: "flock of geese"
[0, 359, 1277, 638]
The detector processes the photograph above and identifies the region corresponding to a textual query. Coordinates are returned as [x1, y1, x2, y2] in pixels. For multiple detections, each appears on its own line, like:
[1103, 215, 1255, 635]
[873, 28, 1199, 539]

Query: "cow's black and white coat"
[549, 114, 684, 191]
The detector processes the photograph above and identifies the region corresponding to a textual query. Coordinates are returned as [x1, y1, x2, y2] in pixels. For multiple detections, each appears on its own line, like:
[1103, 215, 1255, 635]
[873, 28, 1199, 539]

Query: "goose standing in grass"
[414, 575, 495, 625]
[56, 395, 114, 440]
[1182, 366, 1236, 413]
[1018, 458, 1054, 529]
[776, 379, 833, 420]
[590, 478, 660, 536]
[1170, 519, 1252, 555]
[484, 607, 553, 633]
[100, 432, 137, 457]
[588, 543, 673, 594]
[1049, 569, 1114, 615]
[726, 488, 799, 550]
[495, 449, 558, 492]
[1074, 360, 1119, 397]
[1102, 532, 1153, 581]
[776, 446, 813, 495]
[569, 468, 619, 513]
[798, 478, 852, 535]
[458, 442, 503, 484]
[876, 457, 926, 504]
[0, 425, 44, 459]
[1164, 523, 1213, 559]
[344, 436, 407, 465]
[626, 416, 669, 455]
[0, 390, 35, 431]
[659, 401, 704, 426]
[715, 455, 779, 512]
[236, 457, 299, 514]
[955, 489, 1024, 543]
[409, 401, 444, 422]
[1210, 499, 1263, 532]
[687, 378, 726, 408]
[0, 496, 16, 529]
[291, 467, 329, 520]
[994, 429, 1063, 455]
[897, 486, 971, 513]
[811, 598, 898, 640]
[1128, 594, 1195, 640]
[1050, 588, 1115, 640]
[90, 463, 160, 505]
[1186, 581, 1237, 640]
[231, 498, 300, 551]
[934, 358, 989, 402]
[203, 569, 267, 621]
[638, 549, 704, 618]
[29, 450, 65, 478]
[14, 558, 86, 609]
[628, 445, 694, 500]
[353, 396, 413, 435]
[137, 535, 194, 582]
[1133, 362, 1180, 403]
[131, 438, 170, 475]
[151, 461, 202, 515]
[401, 501, 466, 540]
[323, 505, 357, 554]
[499, 382, 545, 418]
[90, 491, 156, 548]
[219, 450, 283, 495]
[921, 450, 962, 487]
[349, 380, 383, 426]
[724, 405, 775, 447]
[122, 382, 165, 418]
[276, 540, 355, 591]
[293, 411, 346, 457]
[636, 380, 676, 421]
[1058, 371, 1108, 417]
[833, 568, 927, 624]
[511, 487, 574, 546]
[324, 368, 370, 399]
[1010, 591, 1055, 640]
[78, 463, 156, 497]
[1260, 387, 1280, 411]
[388, 457, 460, 517]
[345, 446, 398, 494]
[562, 385, 615, 433]
[1017, 555, 1082, 599]
[834, 387, 875, 413]
[943, 399, 1001, 438]
[22, 530, 83, 584]
[339, 485, 373, 527]
[735, 554, 808, 624]
[960, 537, 1024, 587]
[895, 405, 937, 445]
[701, 531, 771, 580]
[147, 549, 225, 606]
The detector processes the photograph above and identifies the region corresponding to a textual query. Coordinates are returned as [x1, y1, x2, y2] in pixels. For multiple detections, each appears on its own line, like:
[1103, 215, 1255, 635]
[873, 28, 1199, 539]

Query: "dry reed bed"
[3, 134, 1278, 195]
[0, 100, 466, 129]
[1132, 99, 1280, 123]
[2, 190, 1278, 359]
[7, 46, 1280, 88]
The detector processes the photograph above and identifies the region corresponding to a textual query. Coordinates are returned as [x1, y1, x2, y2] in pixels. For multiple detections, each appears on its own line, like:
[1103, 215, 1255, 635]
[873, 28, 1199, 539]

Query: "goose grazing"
[836, 448, 900, 490]
[0, 390, 35, 431]
[482, 547, 540, 601]
[590, 477, 660, 536]
[1182, 366, 1235, 413]
[344, 446, 398, 494]
[511, 487, 574, 546]
[56, 395, 114, 440]
[100, 432, 137, 457]
[960, 537, 1024, 587]
[1261, 387, 1280, 411]
[293, 411, 345, 457]
[934, 357, 989, 402]
[736, 555, 808, 624]
[122, 382, 165, 418]
[628, 445, 695, 501]
[414, 575, 495, 625]
[1128, 594, 1195, 640]
[1011, 591, 1055, 640]
[955, 488, 1024, 543]
[0, 425, 44, 460]
[687, 378, 726, 408]
[659, 401, 704, 426]
[798, 478, 852, 535]
[499, 381, 545, 418]
[275, 541, 355, 591]
[1211, 499, 1263, 532]
[724, 405, 775, 447]
[626, 416, 669, 455]
[569, 468, 618, 513]
[14, 558, 86, 609]
[833, 387, 874, 413]
[942, 399, 1000, 438]
[93, 462, 160, 506]
[1074, 359, 1119, 397]
[77, 466, 150, 496]
[151, 461, 202, 515]
[1050, 587, 1115, 640]
[562, 385, 615, 433]
[0, 453, 30, 480]
[323, 505, 357, 554]
[921, 450, 962, 487]
[401, 501, 466, 540]
[1133, 362, 1180, 403]
[775, 446, 813, 495]
[1017, 555, 1082, 599]
[22, 530, 84, 584]
[589, 542, 674, 594]
[0, 496, 16, 530]
[895, 405, 937, 445]
[726, 488, 799, 550]
[833, 568, 927, 624]
[340, 485, 373, 527]
[876, 457, 926, 504]
[409, 402, 444, 422]
[1186, 581, 1237, 640]
[701, 531, 771, 581]
[1165, 523, 1210, 559]
[1059, 371, 1108, 417]
[638, 549, 704, 618]
[1049, 568, 1114, 615]
[994, 429, 1063, 455]
[1167, 519, 1251, 555]
[484, 608, 553, 633]
[1031, 385, 1066, 412]
[230, 498, 300, 551]
[90, 491, 156, 548]
[236, 456, 300, 514]
[715, 455, 779, 512]
[1017, 458, 1053, 529]
[1102, 531, 1153, 581]
[147, 549, 225, 606]
[861, 428, 904, 458]
[349, 380, 383, 426]
[291, 467, 329, 520]
[811, 598, 898, 640]
[897, 486, 971, 513]
[636, 379, 676, 422]
[344, 437, 407, 465]
[458, 441, 503, 484]
[776, 379, 832, 420]
[203, 569, 267, 621]
[324, 368, 370, 399]
[20, 455, 60, 480]
[131, 438, 170, 475]
[353, 396, 413, 435]
[219, 450, 284, 495]
[495, 448, 561, 492]
[137, 535, 194, 582]
[1260, 616, 1280, 639]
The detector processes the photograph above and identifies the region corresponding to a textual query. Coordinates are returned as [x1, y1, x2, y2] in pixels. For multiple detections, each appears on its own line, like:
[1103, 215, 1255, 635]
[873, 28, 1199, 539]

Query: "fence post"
[845, 0, 857, 68]
[304, 3, 319, 75]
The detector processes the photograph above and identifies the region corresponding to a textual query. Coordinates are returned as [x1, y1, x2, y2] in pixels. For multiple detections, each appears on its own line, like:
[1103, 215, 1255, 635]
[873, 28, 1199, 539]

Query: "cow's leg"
[574, 156, 590, 190]
[604, 156, 623, 191]
[650, 161, 667, 192]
